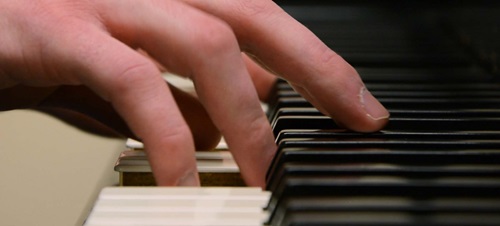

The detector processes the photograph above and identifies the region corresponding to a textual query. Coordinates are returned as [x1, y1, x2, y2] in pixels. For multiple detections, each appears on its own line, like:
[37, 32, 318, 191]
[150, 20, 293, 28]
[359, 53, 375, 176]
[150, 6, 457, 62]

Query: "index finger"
[55, 24, 200, 186]
[183, 0, 389, 132]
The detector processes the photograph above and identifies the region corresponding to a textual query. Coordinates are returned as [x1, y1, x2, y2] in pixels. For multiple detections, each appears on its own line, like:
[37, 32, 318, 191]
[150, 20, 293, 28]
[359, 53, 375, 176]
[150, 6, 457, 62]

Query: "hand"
[0, 0, 389, 187]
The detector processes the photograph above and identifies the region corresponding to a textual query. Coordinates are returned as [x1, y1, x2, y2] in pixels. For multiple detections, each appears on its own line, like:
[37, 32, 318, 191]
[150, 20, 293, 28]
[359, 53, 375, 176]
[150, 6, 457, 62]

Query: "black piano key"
[268, 96, 500, 122]
[275, 209, 500, 226]
[276, 90, 500, 98]
[274, 177, 500, 200]
[271, 196, 500, 226]
[366, 83, 500, 92]
[278, 196, 500, 214]
[278, 138, 500, 150]
[267, 176, 500, 226]
[269, 108, 324, 122]
[272, 97, 500, 109]
[266, 147, 500, 191]
[272, 116, 500, 137]
[333, 48, 470, 67]
[356, 67, 495, 83]
[270, 108, 500, 124]
[275, 130, 500, 146]
[272, 116, 337, 136]
[275, 82, 500, 92]
[267, 162, 500, 194]
[378, 98, 500, 109]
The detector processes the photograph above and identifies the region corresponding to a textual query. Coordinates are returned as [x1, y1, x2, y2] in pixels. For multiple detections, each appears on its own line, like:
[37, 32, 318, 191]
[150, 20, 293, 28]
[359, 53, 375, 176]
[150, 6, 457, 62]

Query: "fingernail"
[359, 87, 390, 120]
[177, 171, 200, 186]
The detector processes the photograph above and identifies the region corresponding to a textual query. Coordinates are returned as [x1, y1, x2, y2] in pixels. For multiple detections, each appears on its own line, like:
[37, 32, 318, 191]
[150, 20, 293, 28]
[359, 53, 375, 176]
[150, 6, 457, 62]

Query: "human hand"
[0, 0, 388, 187]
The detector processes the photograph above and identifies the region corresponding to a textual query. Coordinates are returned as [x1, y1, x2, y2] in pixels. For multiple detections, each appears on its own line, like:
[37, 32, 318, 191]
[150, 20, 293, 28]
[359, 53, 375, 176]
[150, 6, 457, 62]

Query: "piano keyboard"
[86, 1, 500, 225]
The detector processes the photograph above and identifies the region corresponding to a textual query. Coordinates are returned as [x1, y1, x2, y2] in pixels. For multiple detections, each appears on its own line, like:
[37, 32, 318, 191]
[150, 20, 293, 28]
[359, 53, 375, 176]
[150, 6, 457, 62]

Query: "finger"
[94, 0, 276, 187]
[54, 23, 200, 186]
[243, 52, 278, 102]
[182, 0, 389, 132]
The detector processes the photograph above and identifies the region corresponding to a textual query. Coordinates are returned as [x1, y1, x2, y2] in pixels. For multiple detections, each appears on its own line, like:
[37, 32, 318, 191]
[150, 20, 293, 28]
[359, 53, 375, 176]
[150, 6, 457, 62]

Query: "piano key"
[275, 82, 500, 92]
[114, 150, 245, 186]
[271, 96, 500, 110]
[98, 187, 269, 202]
[266, 147, 500, 191]
[125, 138, 229, 150]
[269, 108, 500, 126]
[271, 115, 500, 136]
[276, 90, 500, 98]
[278, 138, 500, 151]
[356, 67, 496, 83]
[271, 196, 500, 226]
[274, 210, 500, 226]
[267, 89, 500, 118]
[85, 187, 271, 226]
[275, 129, 500, 142]
[85, 211, 266, 226]
[268, 176, 500, 214]
[267, 162, 500, 193]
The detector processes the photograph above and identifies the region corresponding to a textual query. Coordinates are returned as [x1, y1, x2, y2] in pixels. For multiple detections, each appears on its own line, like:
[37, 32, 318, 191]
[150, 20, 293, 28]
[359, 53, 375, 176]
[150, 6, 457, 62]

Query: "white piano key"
[114, 150, 240, 173]
[94, 198, 268, 211]
[86, 210, 266, 225]
[85, 187, 270, 226]
[99, 187, 269, 202]
[125, 138, 144, 149]
[116, 150, 234, 160]
[93, 202, 264, 213]
[163, 73, 197, 94]
[125, 138, 228, 150]
[86, 216, 263, 226]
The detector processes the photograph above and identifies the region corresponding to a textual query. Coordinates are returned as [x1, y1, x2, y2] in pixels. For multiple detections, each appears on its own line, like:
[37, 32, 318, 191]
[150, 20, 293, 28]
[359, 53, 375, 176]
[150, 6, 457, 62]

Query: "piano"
[85, 0, 500, 225]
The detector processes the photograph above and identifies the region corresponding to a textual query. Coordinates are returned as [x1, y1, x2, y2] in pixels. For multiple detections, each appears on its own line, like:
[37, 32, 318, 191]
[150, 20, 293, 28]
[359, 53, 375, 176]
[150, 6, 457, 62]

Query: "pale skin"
[0, 0, 389, 188]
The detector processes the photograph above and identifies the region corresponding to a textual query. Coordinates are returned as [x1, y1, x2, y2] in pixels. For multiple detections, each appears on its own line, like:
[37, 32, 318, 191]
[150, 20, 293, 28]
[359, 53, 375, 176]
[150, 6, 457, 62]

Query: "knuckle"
[119, 60, 157, 79]
[158, 124, 193, 148]
[105, 60, 159, 99]
[308, 45, 343, 81]
[315, 43, 341, 66]
[298, 47, 341, 88]
[235, 0, 276, 17]
[192, 20, 236, 56]
[118, 61, 156, 84]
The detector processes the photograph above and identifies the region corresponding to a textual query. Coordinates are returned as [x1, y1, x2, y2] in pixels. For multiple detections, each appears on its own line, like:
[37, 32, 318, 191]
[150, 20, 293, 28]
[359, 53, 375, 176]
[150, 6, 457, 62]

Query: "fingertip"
[176, 170, 201, 186]
[354, 86, 390, 132]
[328, 86, 389, 133]
[345, 111, 390, 134]
[355, 116, 390, 133]
[359, 86, 390, 122]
